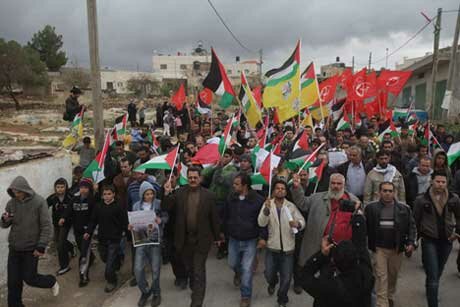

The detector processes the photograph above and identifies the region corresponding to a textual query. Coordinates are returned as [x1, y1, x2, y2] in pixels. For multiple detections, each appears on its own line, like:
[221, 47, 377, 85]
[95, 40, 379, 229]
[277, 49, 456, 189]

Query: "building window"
[227, 69, 232, 74]
[117, 82, 123, 88]
[180, 64, 187, 70]
[244, 69, 250, 74]
[160, 64, 167, 70]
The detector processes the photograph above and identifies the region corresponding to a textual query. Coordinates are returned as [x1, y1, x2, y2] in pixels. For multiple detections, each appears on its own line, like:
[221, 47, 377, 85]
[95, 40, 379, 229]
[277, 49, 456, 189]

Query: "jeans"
[54, 225, 73, 269]
[8, 249, 56, 307]
[134, 245, 162, 296]
[98, 240, 122, 284]
[421, 237, 453, 307]
[75, 231, 94, 279]
[264, 249, 294, 305]
[228, 237, 257, 298]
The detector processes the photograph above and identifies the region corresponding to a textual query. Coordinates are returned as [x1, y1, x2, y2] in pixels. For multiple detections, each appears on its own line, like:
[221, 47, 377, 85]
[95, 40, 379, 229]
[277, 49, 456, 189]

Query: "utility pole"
[385, 48, 389, 68]
[447, 3, 460, 118]
[368, 52, 372, 71]
[430, 8, 442, 120]
[86, 0, 104, 150]
[351, 56, 355, 73]
[258, 48, 263, 83]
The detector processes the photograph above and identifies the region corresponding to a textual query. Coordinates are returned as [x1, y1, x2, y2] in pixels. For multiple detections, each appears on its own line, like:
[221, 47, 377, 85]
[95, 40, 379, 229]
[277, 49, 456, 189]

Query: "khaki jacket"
[257, 199, 305, 253]
[363, 167, 405, 205]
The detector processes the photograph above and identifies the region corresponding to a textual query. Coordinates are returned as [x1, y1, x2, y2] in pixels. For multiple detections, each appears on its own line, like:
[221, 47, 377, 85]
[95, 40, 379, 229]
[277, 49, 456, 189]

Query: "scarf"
[429, 188, 449, 216]
[373, 164, 397, 182]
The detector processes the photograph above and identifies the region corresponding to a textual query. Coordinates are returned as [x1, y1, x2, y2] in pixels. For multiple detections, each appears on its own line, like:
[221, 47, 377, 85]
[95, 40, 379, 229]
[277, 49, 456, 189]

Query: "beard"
[328, 188, 345, 200]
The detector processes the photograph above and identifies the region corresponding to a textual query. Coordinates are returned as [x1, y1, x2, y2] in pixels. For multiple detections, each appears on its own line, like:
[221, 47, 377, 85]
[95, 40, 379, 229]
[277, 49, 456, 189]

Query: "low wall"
[0, 154, 72, 285]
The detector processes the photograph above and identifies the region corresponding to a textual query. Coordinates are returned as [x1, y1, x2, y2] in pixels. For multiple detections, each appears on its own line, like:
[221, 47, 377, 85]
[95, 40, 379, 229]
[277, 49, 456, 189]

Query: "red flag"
[252, 85, 262, 108]
[191, 143, 220, 167]
[171, 83, 186, 111]
[377, 70, 412, 97]
[338, 68, 353, 90]
[318, 75, 339, 104]
[348, 68, 377, 101]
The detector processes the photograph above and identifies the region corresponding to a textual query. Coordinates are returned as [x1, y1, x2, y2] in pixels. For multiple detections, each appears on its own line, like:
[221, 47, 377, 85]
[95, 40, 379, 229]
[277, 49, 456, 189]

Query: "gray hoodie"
[1, 176, 52, 252]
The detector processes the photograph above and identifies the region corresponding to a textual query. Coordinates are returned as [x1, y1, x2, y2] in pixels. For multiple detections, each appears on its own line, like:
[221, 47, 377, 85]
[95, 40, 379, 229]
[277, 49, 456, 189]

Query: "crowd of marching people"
[3, 95, 460, 307]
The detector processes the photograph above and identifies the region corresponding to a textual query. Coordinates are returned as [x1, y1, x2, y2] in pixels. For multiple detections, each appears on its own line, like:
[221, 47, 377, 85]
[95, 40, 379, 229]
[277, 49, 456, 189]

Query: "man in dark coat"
[64, 86, 84, 121]
[162, 166, 222, 307]
[299, 212, 374, 307]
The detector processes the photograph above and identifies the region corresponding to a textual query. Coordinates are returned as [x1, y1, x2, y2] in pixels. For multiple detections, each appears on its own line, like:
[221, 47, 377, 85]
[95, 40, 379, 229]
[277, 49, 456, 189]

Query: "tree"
[0, 39, 48, 110]
[127, 76, 160, 97]
[28, 25, 67, 71]
[62, 68, 91, 89]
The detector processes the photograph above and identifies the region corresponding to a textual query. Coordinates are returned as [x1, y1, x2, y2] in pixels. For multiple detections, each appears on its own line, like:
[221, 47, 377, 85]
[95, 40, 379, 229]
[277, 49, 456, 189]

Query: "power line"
[356, 16, 434, 67]
[206, 0, 256, 54]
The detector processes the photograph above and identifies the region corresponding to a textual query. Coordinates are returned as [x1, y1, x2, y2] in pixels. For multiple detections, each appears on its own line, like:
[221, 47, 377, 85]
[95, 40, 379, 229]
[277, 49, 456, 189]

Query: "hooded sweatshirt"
[132, 181, 169, 242]
[1, 176, 52, 252]
[46, 178, 73, 227]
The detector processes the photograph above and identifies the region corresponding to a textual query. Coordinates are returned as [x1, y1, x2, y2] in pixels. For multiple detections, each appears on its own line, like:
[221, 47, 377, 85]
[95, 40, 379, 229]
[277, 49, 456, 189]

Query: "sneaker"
[57, 266, 71, 276]
[267, 284, 275, 296]
[293, 285, 303, 294]
[79, 274, 89, 288]
[104, 282, 117, 293]
[51, 281, 60, 296]
[130, 277, 138, 287]
[137, 292, 151, 307]
[233, 272, 241, 287]
[240, 298, 251, 307]
[151, 295, 161, 307]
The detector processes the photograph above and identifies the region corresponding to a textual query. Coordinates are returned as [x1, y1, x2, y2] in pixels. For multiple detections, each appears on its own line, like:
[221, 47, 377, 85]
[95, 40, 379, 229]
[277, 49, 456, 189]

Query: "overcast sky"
[1, 0, 459, 73]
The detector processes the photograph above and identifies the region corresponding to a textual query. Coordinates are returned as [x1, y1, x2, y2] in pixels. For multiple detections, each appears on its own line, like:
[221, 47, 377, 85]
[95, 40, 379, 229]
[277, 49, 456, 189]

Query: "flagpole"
[313, 177, 320, 194]
[268, 150, 273, 197]
[297, 142, 325, 174]
[167, 146, 180, 182]
[312, 63, 326, 124]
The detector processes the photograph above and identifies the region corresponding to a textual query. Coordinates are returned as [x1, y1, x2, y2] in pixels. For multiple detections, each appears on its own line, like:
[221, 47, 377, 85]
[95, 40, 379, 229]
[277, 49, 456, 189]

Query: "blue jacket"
[223, 189, 267, 241]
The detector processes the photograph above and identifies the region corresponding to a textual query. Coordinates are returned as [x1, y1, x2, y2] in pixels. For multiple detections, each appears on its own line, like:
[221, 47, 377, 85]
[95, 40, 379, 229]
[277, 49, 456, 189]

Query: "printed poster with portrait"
[128, 210, 160, 247]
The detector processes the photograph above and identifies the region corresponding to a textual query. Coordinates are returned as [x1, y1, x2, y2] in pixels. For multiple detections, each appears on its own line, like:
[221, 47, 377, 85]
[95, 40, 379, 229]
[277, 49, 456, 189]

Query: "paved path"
[104, 244, 460, 307]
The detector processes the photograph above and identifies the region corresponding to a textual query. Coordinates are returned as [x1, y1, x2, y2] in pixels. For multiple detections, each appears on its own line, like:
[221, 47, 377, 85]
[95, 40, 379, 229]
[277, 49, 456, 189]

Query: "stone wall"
[0, 154, 72, 285]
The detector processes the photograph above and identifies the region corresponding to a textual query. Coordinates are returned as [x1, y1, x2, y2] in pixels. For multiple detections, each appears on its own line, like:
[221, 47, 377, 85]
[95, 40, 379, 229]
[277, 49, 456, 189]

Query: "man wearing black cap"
[64, 86, 84, 122]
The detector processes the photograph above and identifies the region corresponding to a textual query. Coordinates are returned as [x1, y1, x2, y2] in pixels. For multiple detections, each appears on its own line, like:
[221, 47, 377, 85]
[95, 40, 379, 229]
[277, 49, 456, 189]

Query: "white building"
[100, 69, 162, 94]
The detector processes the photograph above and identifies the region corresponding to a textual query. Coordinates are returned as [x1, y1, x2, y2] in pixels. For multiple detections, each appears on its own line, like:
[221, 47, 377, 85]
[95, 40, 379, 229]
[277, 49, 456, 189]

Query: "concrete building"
[100, 69, 162, 94]
[320, 57, 352, 79]
[152, 43, 260, 91]
[395, 46, 460, 120]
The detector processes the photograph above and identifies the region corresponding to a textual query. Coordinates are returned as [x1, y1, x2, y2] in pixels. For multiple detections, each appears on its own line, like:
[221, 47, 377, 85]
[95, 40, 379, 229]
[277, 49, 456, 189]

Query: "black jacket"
[71, 192, 96, 234]
[364, 200, 416, 253]
[87, 200, 128, 242]
[336, 160, 372, 178]
[299, 214, 374, 307]
[46, 193, 73, 227]
[223, 190, 267, 241]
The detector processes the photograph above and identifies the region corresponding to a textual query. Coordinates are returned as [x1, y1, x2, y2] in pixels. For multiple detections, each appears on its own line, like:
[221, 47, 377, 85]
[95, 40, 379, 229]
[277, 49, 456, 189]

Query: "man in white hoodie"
[258, 179, 305, 307]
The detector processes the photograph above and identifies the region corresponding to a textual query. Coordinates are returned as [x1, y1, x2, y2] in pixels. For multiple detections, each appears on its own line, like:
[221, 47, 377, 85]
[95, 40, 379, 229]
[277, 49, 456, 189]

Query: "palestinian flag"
[178, 162, 188, 185]
[336, 113, 351, 131]
[191, 143, 220, 168]
[147, 129, 161, 154]
[447, 142, 460, 166]
[301, 63, 327, 120]
[83, 128, 112, 183]
[284, 142, 324, 171]
[62, 108, 84, 147]
[309, 159, 326, 183]
[251, 151, 281, 186]
[196, 88, 213, 114]
[114, 114, 128, 140]
[219, 114, 236, 155]
[134, 146, 179, 172]
[331, 98, 346, 121]
[263, 40, 301, 108]
[239, 72, 262, 129]
[202, 48, 236, 109]
[421, 122, 442, 149]
[292, 129, 309, 151]
[378, 119, 399, 142]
